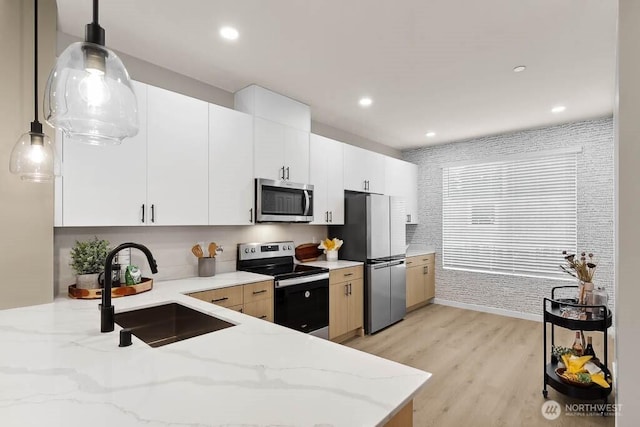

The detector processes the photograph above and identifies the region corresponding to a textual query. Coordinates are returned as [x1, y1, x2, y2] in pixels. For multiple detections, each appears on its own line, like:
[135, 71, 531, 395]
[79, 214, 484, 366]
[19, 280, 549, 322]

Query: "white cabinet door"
[209, 104, 254, 225]
[61, 81, 148, 226]
[343, 144, 385, 194]
[384, 157, 419, 224]
[309, 135, 329, 224]
[254, 117, 285, 180]
[284, 127, 309, 183]
[325, 138, 344, 224]
[406, 162, 419, 224]
[310, 134, 344, 224]
[147, 85, 209, 225]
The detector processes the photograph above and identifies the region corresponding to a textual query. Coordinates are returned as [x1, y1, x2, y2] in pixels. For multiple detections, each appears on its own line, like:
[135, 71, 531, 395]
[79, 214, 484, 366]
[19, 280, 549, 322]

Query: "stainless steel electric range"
[237, 241, 329, 339]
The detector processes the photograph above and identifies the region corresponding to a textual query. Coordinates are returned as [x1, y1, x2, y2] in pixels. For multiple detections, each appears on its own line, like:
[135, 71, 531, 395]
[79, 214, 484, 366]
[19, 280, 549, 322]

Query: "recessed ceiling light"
[551, 105, 566, 113]
[219, 26, 239, 40]
[425, 132, 436, 138]
[358, 97, 373, 107]
[513, 65, 527, 73]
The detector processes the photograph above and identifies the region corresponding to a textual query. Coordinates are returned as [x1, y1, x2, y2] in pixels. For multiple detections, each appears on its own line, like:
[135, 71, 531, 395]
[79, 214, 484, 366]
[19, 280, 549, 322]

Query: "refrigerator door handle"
[389, 260, 405, 267]
[373, 262, 391, 270]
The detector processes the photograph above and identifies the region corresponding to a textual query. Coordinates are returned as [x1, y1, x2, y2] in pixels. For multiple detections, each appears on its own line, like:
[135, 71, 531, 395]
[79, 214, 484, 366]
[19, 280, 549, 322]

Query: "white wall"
[403, 118, 615, 316]
[0, 0, 56, 309]
[54, 225, 327, 295]
[616, 0, 640, 423]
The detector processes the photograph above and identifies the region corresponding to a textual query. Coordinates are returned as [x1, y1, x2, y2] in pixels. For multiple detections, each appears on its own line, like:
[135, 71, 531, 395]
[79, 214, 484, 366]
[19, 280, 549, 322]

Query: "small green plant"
[70, 237, 110, 275]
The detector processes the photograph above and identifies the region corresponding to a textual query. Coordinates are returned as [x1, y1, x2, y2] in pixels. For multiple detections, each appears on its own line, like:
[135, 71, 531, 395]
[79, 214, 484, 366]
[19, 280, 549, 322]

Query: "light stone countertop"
[406, 245, 436, 257]
[301, 259, 364, 270]
[0, 270, 431, 427]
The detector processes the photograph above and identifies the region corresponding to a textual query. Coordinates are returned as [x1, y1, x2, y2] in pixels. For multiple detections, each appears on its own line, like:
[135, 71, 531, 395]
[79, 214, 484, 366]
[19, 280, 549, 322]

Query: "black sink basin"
[115, 303, 235, 347]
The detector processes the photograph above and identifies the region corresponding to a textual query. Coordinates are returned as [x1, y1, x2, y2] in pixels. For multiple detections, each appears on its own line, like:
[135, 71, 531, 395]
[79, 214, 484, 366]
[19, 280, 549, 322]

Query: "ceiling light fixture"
[513, 65, 527, 73]
[425, 132, 436, 138]
[44, 0, 138, 145]
[551, 105, 566, 113]
[219, 26, 239, 40]
[358, 97, 373, 107]
[9, 0, 60, 183]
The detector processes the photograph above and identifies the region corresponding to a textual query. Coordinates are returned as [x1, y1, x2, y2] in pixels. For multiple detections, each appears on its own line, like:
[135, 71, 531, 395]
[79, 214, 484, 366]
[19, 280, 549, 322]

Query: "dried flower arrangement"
[560, 251, 597, 283]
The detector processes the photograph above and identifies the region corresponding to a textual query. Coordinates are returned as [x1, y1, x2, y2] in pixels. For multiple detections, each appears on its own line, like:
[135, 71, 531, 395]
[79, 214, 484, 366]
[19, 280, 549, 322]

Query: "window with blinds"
[442, 150, 578, 279]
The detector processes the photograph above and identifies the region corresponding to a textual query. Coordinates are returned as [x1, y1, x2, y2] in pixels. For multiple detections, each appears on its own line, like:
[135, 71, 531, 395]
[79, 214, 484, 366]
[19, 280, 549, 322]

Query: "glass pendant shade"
[9, 131, 59, 182]
[44, 41, 138, 146]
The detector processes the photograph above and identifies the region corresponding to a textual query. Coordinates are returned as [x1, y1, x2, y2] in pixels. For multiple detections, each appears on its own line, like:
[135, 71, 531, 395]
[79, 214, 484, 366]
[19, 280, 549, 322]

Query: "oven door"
[256, 178, 314, 223]
[275, 273, 329, 338]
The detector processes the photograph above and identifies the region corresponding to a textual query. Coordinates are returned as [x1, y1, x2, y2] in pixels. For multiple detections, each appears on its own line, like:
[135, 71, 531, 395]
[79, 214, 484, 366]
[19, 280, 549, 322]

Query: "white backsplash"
[54, 224, 328, 296]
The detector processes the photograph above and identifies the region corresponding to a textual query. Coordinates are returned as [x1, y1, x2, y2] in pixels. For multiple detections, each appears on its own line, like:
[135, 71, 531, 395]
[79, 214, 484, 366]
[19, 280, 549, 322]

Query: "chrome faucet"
[101, 242, 158, 333]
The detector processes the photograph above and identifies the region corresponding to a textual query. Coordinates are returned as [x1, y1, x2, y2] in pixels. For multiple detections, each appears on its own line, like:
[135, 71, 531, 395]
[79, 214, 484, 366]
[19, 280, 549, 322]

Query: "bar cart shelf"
[543, 286, 613, 402]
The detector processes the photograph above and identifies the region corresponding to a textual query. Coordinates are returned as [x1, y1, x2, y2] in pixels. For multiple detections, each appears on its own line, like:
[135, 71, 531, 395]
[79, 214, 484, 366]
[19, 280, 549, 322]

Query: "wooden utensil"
[192, 244, 204, 258]
[208, 242, 218, 258]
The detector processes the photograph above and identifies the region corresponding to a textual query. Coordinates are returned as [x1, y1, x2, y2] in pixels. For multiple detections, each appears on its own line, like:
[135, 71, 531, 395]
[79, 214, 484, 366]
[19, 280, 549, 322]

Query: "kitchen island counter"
[0, 271, 430, 427]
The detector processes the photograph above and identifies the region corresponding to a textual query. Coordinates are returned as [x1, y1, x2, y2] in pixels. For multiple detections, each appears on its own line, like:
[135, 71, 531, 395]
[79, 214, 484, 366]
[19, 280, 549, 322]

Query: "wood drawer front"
[406, 254, 434, 267]
[243, 299, 274, 322]
[243, 280, 274, 304]
[228, 304, 244, 313]
[192, 285, 243, 308]
[330, 266, 363, 284]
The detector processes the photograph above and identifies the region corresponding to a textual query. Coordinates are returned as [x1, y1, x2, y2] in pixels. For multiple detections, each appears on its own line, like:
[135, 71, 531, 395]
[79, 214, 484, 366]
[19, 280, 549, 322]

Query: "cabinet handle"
[407, 214, 410, 223]
[407, 261, 413, 265]
[344, 284, 349, 296]
[422, 258, 429, 262]
[249, 208, 253, 223]
[329, 211, 333, 223]
[141, 204, 145, 223]
[252, 289, 268, 295]
[344, 272, 354, 277]
[424, 266, 428, 274]
[286, 166, 290, 180]
[151, 204, 155, 223]
[259, 315, 267, 319]
[239, 308, 243, 313]
[325, 211, 329, 222]
[280, 166, 285, 180]
[211, 297, 229, 303]
[348, 283, 352, 295]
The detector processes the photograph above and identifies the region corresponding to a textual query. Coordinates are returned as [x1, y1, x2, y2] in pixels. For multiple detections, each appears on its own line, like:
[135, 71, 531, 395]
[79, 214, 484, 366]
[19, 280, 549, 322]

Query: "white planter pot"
[76, 273, 100, 290]
[326, 251, 338, 261]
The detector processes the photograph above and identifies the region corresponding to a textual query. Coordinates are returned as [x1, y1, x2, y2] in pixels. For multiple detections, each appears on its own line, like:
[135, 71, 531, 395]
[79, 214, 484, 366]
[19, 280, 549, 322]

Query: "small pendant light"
[44, 0, 138, 145]
[9, 0, 60, 183]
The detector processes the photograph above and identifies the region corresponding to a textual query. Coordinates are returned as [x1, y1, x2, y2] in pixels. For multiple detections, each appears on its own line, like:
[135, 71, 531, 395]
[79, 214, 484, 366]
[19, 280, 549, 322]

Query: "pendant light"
[44, 0, 138, 145]
[9, 0, 59, 183]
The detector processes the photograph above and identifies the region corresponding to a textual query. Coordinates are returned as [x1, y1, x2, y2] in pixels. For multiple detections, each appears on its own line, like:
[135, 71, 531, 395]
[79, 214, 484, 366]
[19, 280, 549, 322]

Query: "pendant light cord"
[33, 0, 38, 124]
[93, 0, 99, 24]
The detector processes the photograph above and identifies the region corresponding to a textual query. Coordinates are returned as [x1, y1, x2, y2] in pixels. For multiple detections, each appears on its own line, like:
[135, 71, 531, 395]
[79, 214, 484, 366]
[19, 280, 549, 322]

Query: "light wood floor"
[345, 304, 615, 427]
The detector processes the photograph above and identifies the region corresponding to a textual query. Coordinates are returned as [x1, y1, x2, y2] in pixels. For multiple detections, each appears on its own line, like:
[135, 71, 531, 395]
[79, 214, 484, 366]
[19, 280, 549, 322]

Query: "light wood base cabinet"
[383, 400, 413, 427]
[189, 280, 274, 322]
[406, 254, 435, 312]
[329, 266, 364, 342]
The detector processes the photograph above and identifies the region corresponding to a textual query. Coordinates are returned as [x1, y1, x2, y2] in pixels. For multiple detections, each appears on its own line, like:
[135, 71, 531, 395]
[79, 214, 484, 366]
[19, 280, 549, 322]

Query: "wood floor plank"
[345, 304, 615, 427]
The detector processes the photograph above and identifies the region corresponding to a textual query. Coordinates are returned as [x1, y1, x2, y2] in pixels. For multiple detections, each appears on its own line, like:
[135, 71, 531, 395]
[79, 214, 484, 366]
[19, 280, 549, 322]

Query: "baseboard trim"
[433, 298, 543, 322]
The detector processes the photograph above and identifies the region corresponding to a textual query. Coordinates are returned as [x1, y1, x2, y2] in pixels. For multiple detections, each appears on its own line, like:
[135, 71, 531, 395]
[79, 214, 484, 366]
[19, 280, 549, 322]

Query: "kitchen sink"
[114, 302, 235, 348]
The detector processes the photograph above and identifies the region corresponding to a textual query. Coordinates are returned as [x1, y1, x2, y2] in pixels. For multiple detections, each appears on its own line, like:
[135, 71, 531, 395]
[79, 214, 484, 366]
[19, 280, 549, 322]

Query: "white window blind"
[442, 151, 577, 279]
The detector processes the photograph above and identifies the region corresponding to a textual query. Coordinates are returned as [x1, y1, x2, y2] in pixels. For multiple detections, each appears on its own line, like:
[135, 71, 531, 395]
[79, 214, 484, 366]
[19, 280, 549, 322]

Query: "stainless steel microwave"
[255, 178, 314, 223]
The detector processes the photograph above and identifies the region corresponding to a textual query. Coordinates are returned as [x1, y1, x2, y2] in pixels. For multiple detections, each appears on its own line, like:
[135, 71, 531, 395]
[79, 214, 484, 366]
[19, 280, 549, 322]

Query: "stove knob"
[288, 245, 293, 250]
[282, 245, 287, 251]
[251, 248, 256, 253]
[244, 248, 249, 254]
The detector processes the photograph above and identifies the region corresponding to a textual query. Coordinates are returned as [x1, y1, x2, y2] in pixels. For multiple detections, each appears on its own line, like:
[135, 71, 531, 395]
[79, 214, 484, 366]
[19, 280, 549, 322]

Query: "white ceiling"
[56, 0, 617, 150]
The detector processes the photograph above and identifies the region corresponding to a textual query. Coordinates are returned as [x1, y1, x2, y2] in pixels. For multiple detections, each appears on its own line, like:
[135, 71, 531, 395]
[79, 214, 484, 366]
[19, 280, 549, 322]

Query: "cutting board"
[295, 243, 323, 262]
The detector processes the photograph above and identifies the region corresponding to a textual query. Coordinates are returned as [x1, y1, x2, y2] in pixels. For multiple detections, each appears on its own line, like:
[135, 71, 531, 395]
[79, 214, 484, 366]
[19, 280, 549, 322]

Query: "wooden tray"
[295, 243, 323, 262]
[68, 278, 153, 299]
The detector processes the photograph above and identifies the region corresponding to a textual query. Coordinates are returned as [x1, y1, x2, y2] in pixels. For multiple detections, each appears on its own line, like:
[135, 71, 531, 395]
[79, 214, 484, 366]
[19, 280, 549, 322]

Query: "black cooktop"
[240, 263, 328, 281]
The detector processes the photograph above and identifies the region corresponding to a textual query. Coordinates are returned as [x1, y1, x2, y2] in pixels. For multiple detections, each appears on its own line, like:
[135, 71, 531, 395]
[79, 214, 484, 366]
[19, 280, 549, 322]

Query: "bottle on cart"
[572, 331, 584, 356]
[584, 336, 596, 358]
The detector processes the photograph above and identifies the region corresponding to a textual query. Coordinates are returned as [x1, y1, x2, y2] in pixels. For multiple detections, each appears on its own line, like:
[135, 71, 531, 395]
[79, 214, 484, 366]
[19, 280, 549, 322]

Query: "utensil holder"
[198, 257, 216, 277]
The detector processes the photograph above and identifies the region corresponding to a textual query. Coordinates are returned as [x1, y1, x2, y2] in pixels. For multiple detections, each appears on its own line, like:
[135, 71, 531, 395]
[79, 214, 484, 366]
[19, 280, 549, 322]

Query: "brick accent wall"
[403, 118, 614, 316]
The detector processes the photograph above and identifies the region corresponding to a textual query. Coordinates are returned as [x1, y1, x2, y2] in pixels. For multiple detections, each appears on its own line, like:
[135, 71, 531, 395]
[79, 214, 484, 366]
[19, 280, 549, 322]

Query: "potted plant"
[318, 238, 343, 262]
[70, 237, 110, 289]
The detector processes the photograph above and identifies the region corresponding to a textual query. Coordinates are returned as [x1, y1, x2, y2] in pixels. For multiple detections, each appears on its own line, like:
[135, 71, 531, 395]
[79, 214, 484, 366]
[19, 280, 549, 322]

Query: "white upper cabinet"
[235, 85, 310, 131]
[60, 81, 148, 226]
[209, 104, 254, 225]
[147, 85, 209, 225]
[254, 117, 309, 182]
[309, 134, 344, 225]
[343, 144, 386, 194]
[385, 156, 419, 224]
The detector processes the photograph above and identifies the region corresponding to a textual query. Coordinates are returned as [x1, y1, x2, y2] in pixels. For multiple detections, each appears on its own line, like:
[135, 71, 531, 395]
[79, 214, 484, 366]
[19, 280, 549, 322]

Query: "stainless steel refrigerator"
[330, 192, 406, 334]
